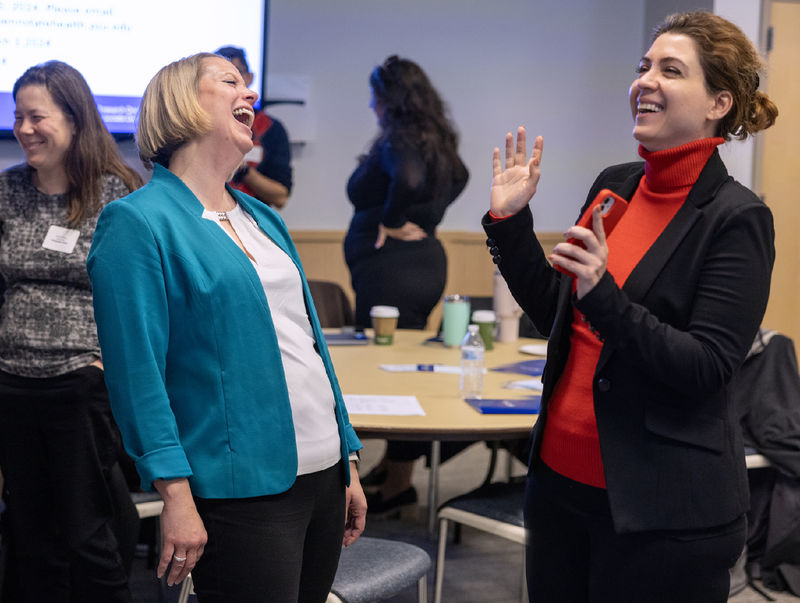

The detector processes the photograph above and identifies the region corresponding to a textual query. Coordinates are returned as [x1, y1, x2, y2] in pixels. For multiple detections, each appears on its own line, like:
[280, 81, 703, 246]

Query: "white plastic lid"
[369, 305, 400, 318]
[467, 324, 479, 333]
[472, 310, 496, 322]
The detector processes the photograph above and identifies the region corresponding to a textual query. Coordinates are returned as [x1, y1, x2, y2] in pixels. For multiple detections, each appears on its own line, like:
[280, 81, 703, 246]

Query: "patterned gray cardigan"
[0, 163, 132, 377]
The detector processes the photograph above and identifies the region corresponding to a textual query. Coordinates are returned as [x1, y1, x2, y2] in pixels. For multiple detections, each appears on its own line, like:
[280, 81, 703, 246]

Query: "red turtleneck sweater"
[539, 137, 724, 488]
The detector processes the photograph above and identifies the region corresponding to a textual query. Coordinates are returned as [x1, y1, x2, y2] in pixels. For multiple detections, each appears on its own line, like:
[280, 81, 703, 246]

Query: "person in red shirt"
[485, 11, 778, 603]
[215, 46, 293, 209]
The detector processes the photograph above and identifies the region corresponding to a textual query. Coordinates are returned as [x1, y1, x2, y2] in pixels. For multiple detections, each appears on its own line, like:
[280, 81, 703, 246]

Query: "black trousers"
[191, 462, 346, 603]
[350, 236, 446, 330]
[0, 366, 133, 603]
[525, 460, 746, 603]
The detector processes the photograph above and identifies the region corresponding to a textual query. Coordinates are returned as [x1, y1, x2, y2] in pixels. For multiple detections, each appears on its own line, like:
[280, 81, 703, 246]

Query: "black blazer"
[483, 150, 775, 533]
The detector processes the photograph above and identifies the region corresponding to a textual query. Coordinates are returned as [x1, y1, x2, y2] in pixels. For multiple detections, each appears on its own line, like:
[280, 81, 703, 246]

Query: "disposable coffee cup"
[370, 306, 399, 345]
[442, 295, 471, 347]
[472, 309, 496, 351]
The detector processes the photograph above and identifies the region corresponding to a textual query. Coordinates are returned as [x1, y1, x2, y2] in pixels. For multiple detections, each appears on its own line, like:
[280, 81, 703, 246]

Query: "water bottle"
[460, 324, 485, 398]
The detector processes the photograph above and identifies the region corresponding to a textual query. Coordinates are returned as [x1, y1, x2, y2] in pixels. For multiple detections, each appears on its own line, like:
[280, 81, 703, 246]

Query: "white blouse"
[202, 204, 341, 476]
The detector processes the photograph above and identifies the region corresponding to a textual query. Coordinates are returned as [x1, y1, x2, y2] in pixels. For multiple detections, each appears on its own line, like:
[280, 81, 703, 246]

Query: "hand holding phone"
[555, 189, 628, 278]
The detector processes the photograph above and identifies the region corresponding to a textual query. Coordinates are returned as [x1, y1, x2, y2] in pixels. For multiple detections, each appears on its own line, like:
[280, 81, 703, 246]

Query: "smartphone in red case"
[555, 189, 628, 278]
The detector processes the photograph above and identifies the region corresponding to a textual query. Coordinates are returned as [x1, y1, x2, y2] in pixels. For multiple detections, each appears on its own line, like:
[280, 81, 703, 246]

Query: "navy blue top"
[344, 136, 468, 266]
[257, 117, 293, 192]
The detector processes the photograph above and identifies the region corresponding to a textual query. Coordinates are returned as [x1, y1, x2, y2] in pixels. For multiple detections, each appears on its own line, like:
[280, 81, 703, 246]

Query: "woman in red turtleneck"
[483, 11, 778, 603]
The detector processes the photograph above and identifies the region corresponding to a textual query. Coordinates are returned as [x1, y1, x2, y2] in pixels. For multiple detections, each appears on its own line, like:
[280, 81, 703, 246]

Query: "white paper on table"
[343, 394, 426, 416]
[504, 379, 544, 391]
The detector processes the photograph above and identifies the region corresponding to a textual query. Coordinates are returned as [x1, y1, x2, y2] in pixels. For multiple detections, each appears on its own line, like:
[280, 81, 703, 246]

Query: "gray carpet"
[128, 440, 799, 602]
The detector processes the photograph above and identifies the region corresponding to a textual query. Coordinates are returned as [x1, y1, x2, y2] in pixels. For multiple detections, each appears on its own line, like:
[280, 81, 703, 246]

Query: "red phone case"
[555, 189, 629, 278]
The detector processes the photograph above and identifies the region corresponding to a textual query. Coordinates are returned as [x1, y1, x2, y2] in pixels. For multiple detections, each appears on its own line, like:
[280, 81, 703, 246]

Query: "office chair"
[176, 537, 431, 603]
[327, 537, 431, 603]
[308, 280, 355, 328]
[434, 480, 526, 603]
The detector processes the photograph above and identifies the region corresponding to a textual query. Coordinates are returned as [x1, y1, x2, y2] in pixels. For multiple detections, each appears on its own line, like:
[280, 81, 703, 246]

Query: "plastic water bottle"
[460, 324, 485, 398]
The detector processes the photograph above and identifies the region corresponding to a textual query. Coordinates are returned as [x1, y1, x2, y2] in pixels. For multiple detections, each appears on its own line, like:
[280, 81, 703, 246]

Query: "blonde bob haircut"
[137, 53, 217, 169]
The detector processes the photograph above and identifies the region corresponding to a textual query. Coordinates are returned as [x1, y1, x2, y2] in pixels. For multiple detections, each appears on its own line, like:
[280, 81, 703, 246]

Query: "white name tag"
[42, 225, 80, 254]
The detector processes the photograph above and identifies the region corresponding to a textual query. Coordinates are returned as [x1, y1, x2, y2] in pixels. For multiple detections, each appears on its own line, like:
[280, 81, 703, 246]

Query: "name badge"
[42, 225, 80, 254]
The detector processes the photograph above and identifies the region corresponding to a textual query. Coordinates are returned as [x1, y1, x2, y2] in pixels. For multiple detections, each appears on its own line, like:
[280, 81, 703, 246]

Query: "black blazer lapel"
[594, 150, 730, 372]
[621, 201, 702, 303]
[621, 150, 730, 304]
[586, 165, 642, 212]
[545, 166, 645, 391]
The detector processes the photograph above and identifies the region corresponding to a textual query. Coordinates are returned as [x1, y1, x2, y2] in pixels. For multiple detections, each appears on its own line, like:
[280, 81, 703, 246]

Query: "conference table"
[327, 329, 545, 534]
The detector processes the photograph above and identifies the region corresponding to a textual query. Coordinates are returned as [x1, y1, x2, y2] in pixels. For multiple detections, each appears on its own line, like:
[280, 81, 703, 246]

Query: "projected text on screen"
[0, 0, 266, 134]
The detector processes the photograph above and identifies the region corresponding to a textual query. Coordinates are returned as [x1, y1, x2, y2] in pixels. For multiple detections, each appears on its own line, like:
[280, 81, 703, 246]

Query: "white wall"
[643, 0, 713, 53]
[269, 0, 645, 231]
[0, 0, 646, 232]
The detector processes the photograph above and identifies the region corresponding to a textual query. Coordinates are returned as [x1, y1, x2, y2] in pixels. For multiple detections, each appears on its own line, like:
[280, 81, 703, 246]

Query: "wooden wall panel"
[290, 229, 561, 330]
[761, 1, 800, 353]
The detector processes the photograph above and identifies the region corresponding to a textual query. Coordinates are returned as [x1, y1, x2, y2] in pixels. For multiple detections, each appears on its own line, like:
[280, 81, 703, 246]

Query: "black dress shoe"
[359, 466, 388, 491]
[366, 487, 418, 518]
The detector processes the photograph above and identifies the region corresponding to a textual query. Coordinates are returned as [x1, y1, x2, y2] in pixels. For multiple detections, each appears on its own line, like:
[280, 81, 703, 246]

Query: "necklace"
[215, 201, 237, 222]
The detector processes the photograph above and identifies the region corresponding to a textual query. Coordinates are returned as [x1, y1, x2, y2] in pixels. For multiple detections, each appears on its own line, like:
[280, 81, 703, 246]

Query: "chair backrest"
[734, 331, 800, 477]
[308, 280, 355, 328]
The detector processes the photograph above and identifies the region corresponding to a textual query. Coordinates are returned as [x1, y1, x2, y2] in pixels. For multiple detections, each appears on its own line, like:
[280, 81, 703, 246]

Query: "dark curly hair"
[366, 55, 462, 200]
[653, 11, 778, 140]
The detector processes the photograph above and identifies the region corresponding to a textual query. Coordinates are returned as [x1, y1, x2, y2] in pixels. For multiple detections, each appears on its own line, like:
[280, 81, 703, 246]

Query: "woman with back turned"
[485, 11, 778, 602]
[0, 60, 142, 602]
[346, 56, 471, 514]
[345, 55, 469, 331]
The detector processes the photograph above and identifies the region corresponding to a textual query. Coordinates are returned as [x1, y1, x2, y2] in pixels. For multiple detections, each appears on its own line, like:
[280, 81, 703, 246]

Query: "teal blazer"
[88, 164, 361, 498]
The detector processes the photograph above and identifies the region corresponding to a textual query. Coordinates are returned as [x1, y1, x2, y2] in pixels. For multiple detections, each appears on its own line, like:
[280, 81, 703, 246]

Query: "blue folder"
[464, 396, 541, 414]
[490, 358, 546, 377]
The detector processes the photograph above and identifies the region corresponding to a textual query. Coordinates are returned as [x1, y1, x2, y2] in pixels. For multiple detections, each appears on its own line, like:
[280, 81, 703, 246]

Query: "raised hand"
[490, 127, 544, 218]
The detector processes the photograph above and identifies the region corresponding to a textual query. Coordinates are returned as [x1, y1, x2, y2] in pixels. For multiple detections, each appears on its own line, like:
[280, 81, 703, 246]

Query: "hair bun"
[748, 90, 779, 135]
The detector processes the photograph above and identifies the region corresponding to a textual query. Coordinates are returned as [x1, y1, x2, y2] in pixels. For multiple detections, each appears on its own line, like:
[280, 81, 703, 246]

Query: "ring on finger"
[173, 555, 187, 563]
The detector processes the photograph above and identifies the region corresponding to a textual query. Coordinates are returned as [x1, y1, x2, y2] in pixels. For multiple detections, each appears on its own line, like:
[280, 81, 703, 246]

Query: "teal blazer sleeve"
[88, 198, 194, 490]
